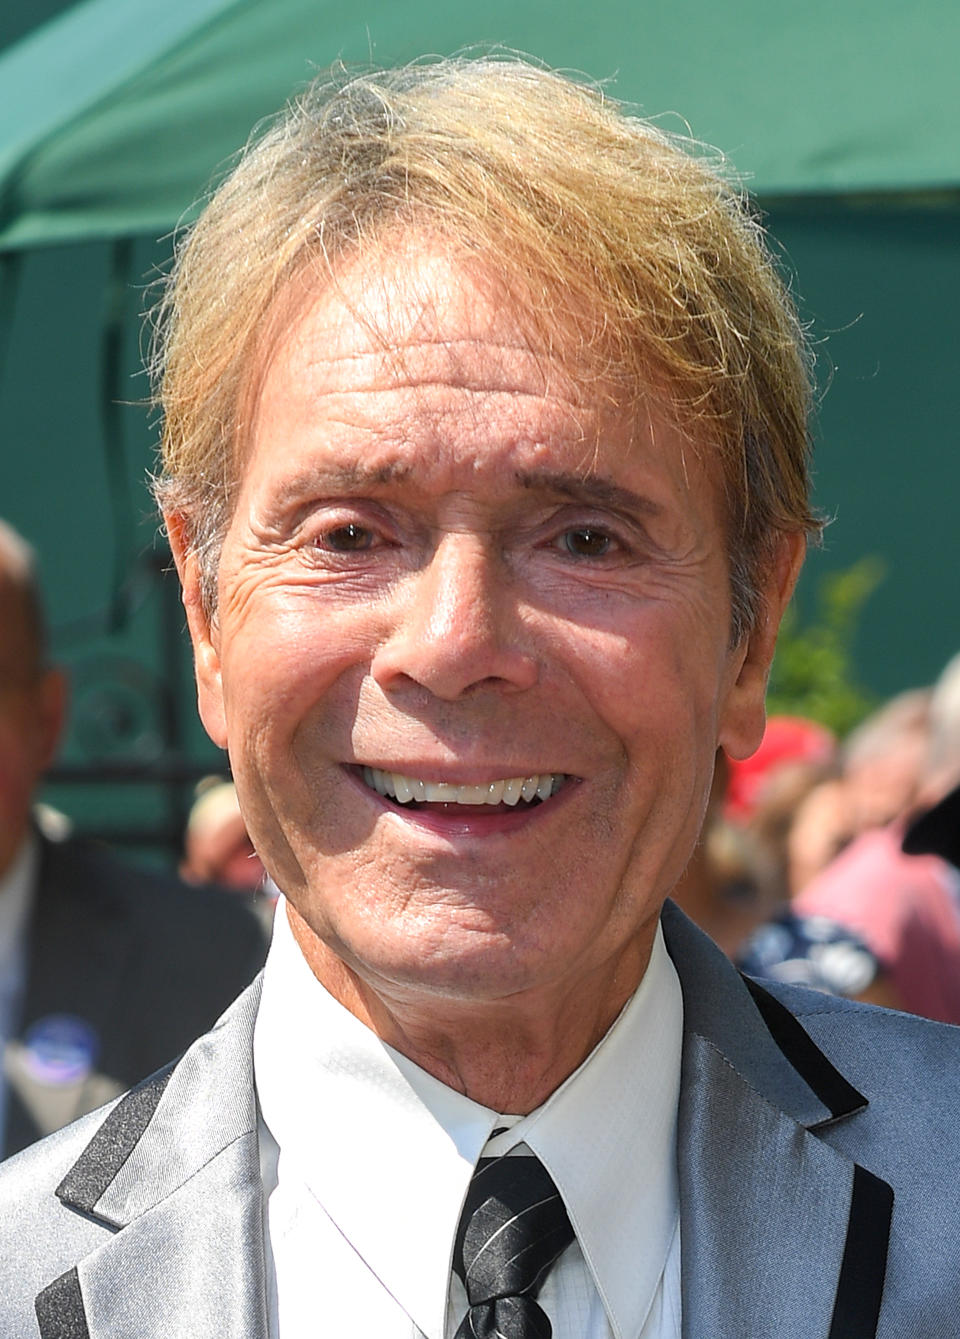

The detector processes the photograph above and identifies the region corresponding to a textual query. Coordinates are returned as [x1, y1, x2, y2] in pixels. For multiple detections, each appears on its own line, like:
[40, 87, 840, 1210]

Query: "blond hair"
[152, 55, 819, 635]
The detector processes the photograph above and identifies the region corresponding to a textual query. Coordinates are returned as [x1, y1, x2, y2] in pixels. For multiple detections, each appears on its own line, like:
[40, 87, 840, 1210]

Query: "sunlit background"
[1, 0, 957, 854]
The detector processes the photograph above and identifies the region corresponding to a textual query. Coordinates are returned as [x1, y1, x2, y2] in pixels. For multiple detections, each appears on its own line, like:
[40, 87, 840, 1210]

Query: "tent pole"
[98, 236, 136, 633]
[0, 249, 23, 387]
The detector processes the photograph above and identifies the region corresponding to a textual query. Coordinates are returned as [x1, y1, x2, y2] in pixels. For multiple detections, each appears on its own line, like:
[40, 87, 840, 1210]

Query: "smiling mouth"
[360, 767, 568, 809]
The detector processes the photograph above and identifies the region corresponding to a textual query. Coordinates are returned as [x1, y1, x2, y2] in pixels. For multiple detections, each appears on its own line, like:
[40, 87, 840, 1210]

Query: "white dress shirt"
[255, 900, 683, 1339]
[0, 834, 37, 1151]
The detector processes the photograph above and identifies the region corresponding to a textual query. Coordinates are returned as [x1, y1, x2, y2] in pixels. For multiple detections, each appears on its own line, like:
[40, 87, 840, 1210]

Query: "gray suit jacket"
[1, 901, 959, 1338]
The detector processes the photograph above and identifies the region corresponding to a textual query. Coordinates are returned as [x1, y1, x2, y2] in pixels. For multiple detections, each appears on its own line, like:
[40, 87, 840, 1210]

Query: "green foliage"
[767, 557, 884, 738]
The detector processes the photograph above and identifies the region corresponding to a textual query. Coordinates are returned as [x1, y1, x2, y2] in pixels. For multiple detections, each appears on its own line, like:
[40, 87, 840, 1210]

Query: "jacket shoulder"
[752, 976, 960, 1172]
[763, 978, 960, 1081]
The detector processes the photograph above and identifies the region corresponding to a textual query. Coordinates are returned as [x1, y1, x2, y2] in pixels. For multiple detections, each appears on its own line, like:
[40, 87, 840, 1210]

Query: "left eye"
[558, 527, 615, 558]
[321, 523, 378, 552]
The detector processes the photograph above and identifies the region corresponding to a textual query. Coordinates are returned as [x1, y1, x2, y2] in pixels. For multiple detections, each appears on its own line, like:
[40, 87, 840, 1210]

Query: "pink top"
[794, 826, 960, 1024]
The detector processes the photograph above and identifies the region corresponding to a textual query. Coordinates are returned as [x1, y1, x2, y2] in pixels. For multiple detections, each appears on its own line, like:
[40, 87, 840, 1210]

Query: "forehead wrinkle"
[300, 334, 546, 368]
[289, 322, 569, 398]
[299, 381, 577, 409]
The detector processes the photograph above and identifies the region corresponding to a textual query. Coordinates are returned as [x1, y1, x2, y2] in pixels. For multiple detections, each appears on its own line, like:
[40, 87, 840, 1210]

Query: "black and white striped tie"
[453, 1154, 574, 1339]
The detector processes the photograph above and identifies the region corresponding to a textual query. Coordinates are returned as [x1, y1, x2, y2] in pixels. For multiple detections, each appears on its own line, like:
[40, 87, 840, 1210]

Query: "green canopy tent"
[0, 0, 957, 848]
[1, 0, 959, 250]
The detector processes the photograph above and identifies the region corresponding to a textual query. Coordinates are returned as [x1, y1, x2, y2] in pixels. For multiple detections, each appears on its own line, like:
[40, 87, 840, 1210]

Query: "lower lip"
[345, 769, 577, 837]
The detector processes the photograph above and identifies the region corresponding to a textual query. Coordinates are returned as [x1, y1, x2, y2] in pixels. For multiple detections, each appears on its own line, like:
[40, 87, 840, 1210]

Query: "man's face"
[177, 240, 793, 1017]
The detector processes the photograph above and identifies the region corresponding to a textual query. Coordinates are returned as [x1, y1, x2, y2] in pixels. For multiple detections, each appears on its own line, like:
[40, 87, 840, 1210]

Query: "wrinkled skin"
[170, 239, 802, 1107]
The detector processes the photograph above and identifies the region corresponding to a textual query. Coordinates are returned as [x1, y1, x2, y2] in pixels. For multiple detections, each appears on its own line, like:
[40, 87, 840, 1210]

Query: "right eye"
[318, 522, 378, 552]
[557, 526, 616, 559]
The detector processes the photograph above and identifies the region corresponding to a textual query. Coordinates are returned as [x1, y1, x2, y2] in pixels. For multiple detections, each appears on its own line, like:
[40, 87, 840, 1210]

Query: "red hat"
[725, 715, 836, 823]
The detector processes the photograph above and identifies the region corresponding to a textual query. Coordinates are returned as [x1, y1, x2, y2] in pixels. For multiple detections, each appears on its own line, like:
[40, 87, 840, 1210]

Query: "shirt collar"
[254, 900, 682, 1339]
[488, 928, 683, 1339]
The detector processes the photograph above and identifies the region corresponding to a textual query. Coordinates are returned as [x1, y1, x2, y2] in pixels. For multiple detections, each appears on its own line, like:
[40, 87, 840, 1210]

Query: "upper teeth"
[362, 768, 564, 806]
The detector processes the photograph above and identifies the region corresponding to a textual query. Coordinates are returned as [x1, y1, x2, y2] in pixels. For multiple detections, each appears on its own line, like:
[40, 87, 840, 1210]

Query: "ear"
[718, 532, 806, 762]
[165, 513, 228, 749]
[35, 666, 67, 771]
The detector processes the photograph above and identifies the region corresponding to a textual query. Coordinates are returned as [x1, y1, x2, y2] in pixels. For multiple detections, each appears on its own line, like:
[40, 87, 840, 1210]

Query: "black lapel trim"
[828, 1164, 894, 1339]
[35, 1266, 90, 1339]
[742, 976, 867, 1125]
[55, 1062, 174, 1213]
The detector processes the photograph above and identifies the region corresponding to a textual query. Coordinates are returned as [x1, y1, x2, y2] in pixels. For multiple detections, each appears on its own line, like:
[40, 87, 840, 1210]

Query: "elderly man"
[0, 520, 266, 1159]
[2, 57, 959, 1338]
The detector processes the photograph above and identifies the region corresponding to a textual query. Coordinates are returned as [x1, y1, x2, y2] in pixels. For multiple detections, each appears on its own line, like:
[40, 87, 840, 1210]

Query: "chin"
[354, 934, 557, 1004]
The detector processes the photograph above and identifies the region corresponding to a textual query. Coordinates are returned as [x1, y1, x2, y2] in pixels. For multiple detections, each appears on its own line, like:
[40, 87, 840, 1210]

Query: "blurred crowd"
[674, 656, 960, 1021]
[180, 774, 279, 930]
[0, 519, 268, 1159]
[2, 507, 959, 1160]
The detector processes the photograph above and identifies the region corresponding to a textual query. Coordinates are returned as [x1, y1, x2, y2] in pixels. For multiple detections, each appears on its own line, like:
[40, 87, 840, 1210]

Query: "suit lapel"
[661, 902, 893, 1339]
[36, 981, 266, 1339]
[37, 905, 891, 1339]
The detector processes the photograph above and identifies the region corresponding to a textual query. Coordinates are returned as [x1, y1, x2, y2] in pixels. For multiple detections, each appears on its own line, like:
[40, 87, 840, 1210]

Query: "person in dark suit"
[3, 58, 960, 1338]
[0, 519, 266, 1159]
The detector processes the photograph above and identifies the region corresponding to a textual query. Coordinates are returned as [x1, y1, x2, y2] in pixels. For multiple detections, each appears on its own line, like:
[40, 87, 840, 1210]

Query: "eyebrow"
[271, 461, 413, 508]
[266, 461, 663, 522]
[515, 469, 664, 518]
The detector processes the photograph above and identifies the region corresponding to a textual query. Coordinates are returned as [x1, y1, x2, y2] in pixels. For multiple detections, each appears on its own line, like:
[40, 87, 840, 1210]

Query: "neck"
[287, 903, 653, 1113]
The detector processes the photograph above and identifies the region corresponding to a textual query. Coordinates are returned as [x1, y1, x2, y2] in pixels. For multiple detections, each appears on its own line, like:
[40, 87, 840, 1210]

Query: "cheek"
[215, 598, 379, 884]
[569, 604, 727, 750]
[568, 611, 729, 882]
[219, 593, 373, 738]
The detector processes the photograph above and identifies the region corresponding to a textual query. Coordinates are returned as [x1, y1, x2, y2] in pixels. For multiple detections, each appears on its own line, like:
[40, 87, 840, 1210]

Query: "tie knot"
[453, 1155, 574, 1308]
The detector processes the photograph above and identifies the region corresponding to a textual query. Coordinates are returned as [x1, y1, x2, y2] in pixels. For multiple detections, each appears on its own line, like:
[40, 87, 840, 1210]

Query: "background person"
[839, 688, 932, 838]
[0, 518, 267, 1159]
[674, 735, 898, 1006]
[738, 661, 960, 1018]
[181, 776, 279, 928]
[788, 652, 960, 1022]
[181, 777, 265, 892]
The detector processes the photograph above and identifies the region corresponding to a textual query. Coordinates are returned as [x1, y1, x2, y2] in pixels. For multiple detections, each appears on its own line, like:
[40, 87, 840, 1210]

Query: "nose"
[370, 534, 538, 700]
